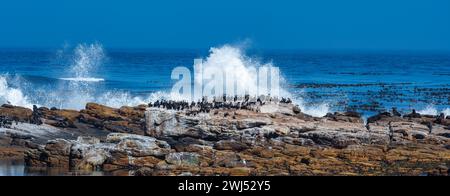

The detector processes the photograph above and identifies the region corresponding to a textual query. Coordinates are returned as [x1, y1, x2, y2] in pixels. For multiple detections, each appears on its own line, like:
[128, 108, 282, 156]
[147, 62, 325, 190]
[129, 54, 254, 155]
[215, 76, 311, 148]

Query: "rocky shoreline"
[0, 101, 449, 176]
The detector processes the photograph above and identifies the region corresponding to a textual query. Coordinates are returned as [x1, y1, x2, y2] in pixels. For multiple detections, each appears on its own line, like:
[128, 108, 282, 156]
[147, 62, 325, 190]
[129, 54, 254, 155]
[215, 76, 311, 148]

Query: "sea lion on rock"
[392, 107, 402, 117]
[404, 109, 421, 118]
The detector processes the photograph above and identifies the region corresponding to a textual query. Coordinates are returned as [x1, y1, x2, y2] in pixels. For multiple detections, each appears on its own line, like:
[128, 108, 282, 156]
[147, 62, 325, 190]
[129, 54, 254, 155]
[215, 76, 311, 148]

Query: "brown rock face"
[41, 109, 80, 128]
[1, 102, 448, 176]
[24, 139, 72, 168]
[0, 104, 32, 122]
[84, 103, 125, 121]
[25, 133, 172, 170]
[80, 103, 146, 135]
[325, 112, 363, 123]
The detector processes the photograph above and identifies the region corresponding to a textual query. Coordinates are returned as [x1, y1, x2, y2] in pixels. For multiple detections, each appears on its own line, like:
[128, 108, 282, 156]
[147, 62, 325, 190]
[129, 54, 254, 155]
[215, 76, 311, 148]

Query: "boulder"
[212, 151, 245, 168]
[0, 105, 32, 122]
[325, 112, 363, 123]
[292, 105, 301, 114]
[107, 133, 171, 157]
[83, 103, 124, 121]
[145, 108, 200, 137]
[74, 148, 111, 170]
[214, 140, 249, 151]
[25, 133, 172, 170]
[119, 106, 146, 120]
[165, 152, 200, 167]
[236, 118, 272, 130]
[260, 103, 295, 116]
[37, 139, 73, 167]
[41, 109, 80, 128]
[299, 130, 389, 148]
[367, 112, 392, 124]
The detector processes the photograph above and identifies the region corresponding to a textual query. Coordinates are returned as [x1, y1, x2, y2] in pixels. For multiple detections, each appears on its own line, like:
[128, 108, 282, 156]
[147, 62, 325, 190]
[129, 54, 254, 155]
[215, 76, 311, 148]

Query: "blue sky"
[0, 0, 449, 50]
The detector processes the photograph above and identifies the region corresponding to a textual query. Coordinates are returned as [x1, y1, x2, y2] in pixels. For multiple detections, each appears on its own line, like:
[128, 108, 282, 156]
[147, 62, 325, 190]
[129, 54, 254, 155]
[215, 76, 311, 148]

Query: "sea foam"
[443, 108, 450, 118]
[417, 105, 450, 117]
[195, 45, 330, 117]
[418, 105, 438, 116]
[0, 76, 34, 109]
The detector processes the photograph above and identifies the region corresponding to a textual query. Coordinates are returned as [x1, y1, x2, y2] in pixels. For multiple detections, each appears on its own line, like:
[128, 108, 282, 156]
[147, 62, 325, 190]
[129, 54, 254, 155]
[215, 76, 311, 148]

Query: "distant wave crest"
[59, 77, 105, 82]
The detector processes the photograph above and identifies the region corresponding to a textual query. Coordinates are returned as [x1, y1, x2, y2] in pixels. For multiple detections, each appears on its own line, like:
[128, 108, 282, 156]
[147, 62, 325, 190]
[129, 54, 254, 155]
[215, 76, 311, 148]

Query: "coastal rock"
[236, 118, 272, 130]
[367, 112, 393, 124]
[292, 105, 301, 114]
[72, 147, 111, 170]
[145, 108, 201, 137]
[260, 103, 295, 116]
[214, 140, 250, 151]
[25, 133, 172, 170]
[212, 151, 245, 168]
[325, 112, 363, 123]
[25, 139, 73, 168]
[3, 102, 447, 176]
[119, 105, 146, 120]
[76, 136, 100, 145]
[41, 109, 80, 128]
[298, 130, 389, 148]
[107, 133, 171, 157]
[79, 103, 147, 135]
[165, 152, 200, 167]
[83, 103, 125, 121]
[78, 113, 104, 128]
[0, 105, 32, 122]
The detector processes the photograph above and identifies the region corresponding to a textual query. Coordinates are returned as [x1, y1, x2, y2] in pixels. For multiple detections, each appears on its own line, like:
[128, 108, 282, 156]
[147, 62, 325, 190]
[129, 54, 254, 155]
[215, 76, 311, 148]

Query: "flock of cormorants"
[148, 95, 293, 113]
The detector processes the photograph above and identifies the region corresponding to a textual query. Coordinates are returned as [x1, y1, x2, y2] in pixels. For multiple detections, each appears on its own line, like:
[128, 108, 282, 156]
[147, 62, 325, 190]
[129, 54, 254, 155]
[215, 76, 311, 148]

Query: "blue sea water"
[0, 45, 449, 117]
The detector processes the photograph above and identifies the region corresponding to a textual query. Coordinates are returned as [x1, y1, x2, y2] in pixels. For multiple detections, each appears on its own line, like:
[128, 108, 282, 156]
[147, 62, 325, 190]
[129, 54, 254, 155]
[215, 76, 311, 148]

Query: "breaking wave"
[0, 43, 330, 117]
[70, 43, 105, 79]
[417, 105, 450, 117]
[300, 103, 331, 118]
[0, 76, 34, 109]
[443, 108, 450, 118]
[0, 43, 150, 110]
[196, 45, 331, 117]
[418, 105, 439, 116]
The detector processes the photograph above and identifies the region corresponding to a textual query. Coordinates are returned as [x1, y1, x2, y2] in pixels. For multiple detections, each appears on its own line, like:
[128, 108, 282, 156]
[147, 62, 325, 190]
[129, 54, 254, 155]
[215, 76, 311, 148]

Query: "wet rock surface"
[1, 102, 449, 176]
